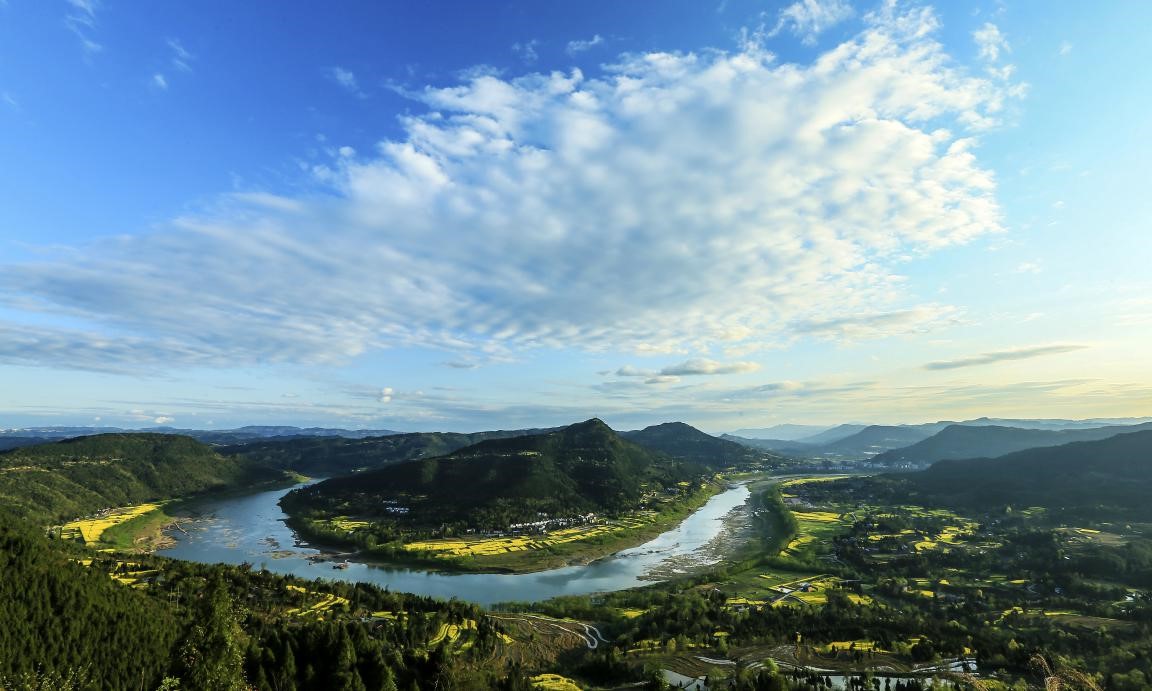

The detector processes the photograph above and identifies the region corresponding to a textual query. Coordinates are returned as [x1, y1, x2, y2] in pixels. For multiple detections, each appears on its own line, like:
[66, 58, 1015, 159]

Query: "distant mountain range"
[224, 428, 554, 476]
[0, 424, 403, 450]
[900, 429, 1152, 519]
[282, 419, 710, 528]
[729, 424, 839, 441]
[873, 421, 1152, 467]
[723, 416, 1152, 461]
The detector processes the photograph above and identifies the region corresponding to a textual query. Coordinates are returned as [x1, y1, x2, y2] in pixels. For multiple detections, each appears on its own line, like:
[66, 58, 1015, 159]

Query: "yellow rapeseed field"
[404, 514, 656, 558]
[530, 673, 584, 690]
[60, 503, 161, 545]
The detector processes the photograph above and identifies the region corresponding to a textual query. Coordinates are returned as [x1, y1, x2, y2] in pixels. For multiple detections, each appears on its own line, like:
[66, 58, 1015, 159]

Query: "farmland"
[507, 473, 1152, 689]
[58, 502, 165, 547]
[301, 479, 724, 572]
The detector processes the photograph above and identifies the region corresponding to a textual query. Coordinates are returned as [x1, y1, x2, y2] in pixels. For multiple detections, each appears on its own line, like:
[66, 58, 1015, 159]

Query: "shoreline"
[283, 480, 734, 575]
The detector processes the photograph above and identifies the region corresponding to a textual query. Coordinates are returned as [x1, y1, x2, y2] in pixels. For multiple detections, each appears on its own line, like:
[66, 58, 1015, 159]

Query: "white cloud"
[925, 344, 1088, 370]
[168, 38, 193, 72]
[153, 416, 174, 425]
[795, 307, 962, 340]
[770, 0, 854, 45]
[660, 358, 761, 376]
[973, 22, 1008, 62]
[152, 73, 168, 90]
[378, 387, 394, 403]
[330, 66, 362, 95]
[1058, 41, 1072, 57]
[566, 34, 604, 56]
[65, 0, 102, 55]
[1, 6, 1016, 371]
[512, 39, 539, 63]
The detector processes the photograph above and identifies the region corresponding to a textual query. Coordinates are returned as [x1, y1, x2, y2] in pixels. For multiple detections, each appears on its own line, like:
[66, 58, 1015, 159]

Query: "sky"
[1, 0, 1151, 433]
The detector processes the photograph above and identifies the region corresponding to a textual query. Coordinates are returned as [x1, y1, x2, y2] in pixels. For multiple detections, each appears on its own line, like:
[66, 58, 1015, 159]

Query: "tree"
[177, 578, 247, 691]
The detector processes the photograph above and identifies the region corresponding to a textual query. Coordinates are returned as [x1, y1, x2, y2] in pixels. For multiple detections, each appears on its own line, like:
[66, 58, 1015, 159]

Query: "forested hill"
[901, 429, 1152, 519]
[621, 421, 765, 467]
[224, 427, 553, 476]
[0, 514, 179, 689]
[283, 418, 707, 528]
[873, 421, 1152, 467]
[0, 433, 278, 523]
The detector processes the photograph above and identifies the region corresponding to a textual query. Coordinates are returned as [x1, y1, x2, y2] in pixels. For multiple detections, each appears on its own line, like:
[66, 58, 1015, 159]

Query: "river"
[158, 482, 753, 607]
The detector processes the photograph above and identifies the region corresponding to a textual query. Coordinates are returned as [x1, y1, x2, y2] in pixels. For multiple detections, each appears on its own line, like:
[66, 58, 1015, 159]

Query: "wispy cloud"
[64, 0, 102, 56]
[152, 73, 168, 90]
[167, 38, 193, 72]
[795, 307, 962, 340]
[2, 6, 1016, 372]
[661, 359, 761, 376]
[566, 34, 604, 56]
[614, 359, 760, 383]
[973, 22, 1008, 62]
[924, 344, 1088, 371]
[329, 66, 364, 96]
[770, 0, 854, 45]
[1058, 41, 1072, 57]
[512, 39, 539, 63]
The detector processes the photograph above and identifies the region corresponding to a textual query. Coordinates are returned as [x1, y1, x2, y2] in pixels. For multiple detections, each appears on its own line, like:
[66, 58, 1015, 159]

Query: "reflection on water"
[159, 481, 751, 607]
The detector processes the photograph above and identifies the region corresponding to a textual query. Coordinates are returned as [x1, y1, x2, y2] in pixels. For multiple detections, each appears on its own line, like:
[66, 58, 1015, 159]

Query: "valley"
[4, 417, 1152, 690]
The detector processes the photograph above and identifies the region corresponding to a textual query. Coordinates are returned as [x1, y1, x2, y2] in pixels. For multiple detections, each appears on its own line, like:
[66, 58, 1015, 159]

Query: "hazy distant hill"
[795, 424, 870, 445]
[874, 422, 1152, 467]
[814, 423, 951, 458]
[729, 424, 831, 441]
[720, 434, 811, 454]
[903, 429, 1152, 519]
[184, 425, 402, 444]
[720, 424, 940, 459]
[0, 433, 277, 523]
[958, 416, 1152, 432]
[622, 422, 763, 467]
[0, 437, 51, 452]
[0, 424, 402, 446]
[283, 419, 705, 528]
[225, 428, 551, 475]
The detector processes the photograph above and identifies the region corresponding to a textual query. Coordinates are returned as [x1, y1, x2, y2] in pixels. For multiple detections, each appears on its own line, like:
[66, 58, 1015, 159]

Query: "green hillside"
[873, 421, 1152, 467]
[902, 429, 1152, 519]
[0, 433, 278, 524]
[283, 419, 707, 529]
[621, 421, 764, 467]
[223, 427, 550, 476]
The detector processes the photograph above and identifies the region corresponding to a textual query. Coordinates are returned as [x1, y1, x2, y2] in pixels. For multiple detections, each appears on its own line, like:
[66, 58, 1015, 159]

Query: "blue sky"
[1, 0, 1150, 433]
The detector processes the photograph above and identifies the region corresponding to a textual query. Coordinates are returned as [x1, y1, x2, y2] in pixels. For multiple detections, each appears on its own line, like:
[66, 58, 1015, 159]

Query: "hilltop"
[0, 433, 278, 523]
[873, 421, 1152, 468]
[283, 419, 707, 529]
[224, 427, 553, 476]
[901, 429, 1152, 519]
[621, 421, 766, 467]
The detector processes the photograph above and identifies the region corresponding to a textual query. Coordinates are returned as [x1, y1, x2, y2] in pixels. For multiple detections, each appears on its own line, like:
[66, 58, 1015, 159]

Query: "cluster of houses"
[505, 512, 600, 536]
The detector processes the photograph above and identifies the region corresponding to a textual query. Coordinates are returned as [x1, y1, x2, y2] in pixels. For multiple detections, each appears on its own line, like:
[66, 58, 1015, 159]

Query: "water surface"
[159, 482, 751, 606]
